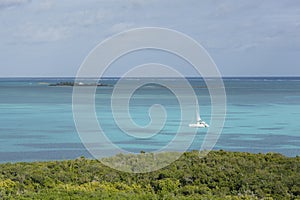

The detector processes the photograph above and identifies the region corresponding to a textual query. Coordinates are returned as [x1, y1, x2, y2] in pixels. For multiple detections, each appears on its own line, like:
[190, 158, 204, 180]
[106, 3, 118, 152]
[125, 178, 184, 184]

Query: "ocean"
[0, 77, 299, 163]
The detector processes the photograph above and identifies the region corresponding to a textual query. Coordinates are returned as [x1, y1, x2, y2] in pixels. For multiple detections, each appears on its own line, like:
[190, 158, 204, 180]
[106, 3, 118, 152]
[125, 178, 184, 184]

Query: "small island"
[48, 81, 112, 87]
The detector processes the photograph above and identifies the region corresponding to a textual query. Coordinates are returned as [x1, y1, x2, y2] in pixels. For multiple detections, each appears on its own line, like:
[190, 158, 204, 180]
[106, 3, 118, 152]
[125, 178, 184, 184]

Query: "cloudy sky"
[0, 0, 299, 77]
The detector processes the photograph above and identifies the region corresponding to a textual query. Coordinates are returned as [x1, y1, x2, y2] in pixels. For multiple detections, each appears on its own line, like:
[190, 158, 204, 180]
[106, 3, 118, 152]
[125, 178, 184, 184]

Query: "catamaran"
[189, 109, 209, 128]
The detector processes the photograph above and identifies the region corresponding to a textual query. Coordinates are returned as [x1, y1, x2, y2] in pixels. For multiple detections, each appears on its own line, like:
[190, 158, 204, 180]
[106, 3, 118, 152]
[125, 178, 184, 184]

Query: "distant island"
[49, 81, 113, 87]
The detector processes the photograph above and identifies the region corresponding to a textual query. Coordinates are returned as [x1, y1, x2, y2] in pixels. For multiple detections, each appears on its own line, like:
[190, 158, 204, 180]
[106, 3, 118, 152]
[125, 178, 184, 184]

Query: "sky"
[0, 0, 299, 77]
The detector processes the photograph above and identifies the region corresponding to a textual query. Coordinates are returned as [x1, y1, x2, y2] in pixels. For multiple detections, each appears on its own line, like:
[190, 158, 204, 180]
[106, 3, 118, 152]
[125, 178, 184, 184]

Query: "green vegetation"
[48, 81, 112, 87]
[48, 81, 75, 86]
[0, 150, 299, 199]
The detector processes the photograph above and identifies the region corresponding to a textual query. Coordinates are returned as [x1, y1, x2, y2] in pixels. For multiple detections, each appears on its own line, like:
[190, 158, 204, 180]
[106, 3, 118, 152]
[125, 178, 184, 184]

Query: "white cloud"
[0, 0, 300, 76]
[14, 23, 71, 43]
[0, 0, 30, 9]
[37, 0, 54, 11]
[110, 22, 135, 34]
[63, 9, 113, 28]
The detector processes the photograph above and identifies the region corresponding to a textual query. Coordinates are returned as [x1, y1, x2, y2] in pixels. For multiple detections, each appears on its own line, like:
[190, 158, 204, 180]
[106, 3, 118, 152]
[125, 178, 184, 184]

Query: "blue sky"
[0, 0, 299, 77]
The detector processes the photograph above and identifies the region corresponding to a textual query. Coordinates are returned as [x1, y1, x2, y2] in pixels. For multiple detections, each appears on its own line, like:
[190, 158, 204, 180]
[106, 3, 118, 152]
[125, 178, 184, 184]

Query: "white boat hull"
[189, 123, 209, 128]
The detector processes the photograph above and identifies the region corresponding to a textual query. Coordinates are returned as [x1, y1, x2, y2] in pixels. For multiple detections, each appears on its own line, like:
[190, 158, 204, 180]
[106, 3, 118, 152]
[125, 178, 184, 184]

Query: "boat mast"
[196, 110, 201, 122]
[196, 98, 201, 122]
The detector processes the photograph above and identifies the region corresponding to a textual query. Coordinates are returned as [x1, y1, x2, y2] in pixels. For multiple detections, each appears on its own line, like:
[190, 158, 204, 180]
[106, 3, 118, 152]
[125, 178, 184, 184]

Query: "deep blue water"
[0, 77, 299, 163]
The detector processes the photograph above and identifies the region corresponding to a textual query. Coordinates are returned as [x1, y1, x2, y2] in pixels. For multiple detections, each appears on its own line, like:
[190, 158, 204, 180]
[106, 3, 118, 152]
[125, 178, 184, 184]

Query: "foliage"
[48, 82, 112, 87]
[0, 150, 299, 199]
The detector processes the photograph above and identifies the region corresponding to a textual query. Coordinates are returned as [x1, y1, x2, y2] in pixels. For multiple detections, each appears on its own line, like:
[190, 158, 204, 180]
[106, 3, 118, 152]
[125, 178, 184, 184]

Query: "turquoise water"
[0, 77, 299, 162]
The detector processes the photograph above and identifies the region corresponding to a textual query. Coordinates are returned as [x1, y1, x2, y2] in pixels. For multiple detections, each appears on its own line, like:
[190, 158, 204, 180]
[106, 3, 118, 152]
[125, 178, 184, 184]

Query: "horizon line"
[0, 75, 300, 78]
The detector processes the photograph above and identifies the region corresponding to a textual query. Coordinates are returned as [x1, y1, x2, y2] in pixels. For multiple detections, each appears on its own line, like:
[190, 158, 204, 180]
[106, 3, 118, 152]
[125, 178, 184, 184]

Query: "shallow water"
[0, 77, 299, 162]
